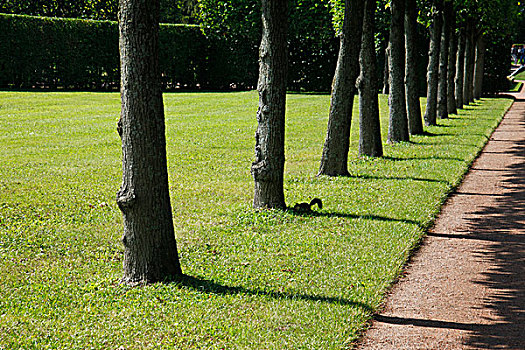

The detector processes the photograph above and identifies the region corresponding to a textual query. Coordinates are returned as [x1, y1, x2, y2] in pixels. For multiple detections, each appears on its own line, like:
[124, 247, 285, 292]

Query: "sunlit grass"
[0, 91, 512, 348]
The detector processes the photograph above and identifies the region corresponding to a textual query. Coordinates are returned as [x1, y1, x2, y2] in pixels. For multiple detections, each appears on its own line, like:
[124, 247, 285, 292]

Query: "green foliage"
[198, 0, 338, 92]
[0, 91, 512, 348]
[288, 0, 339, 91]
[0, 0, 197, 23]
[0, 12, 337, 92]
[453, 0, 520, 93]
[329, 0, 390, 34]
[0, 0, 117, 20]
[328, 0, 344, 33]
[0, 14, 120, 90]
[0, 14, 206, 90]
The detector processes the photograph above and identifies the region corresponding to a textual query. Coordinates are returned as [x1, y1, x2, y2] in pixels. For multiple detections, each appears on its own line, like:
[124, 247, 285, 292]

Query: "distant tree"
[473, 34, 486, 100]
[387, 0, 409, 143]
[446, 6, 457, 115]
[374, 0, 392, 96]
[251, 0, 288, 209]
[117, 0, 182, 284]
[382, 42, 390, 95]
[455, 27, 465, 109]
[405, 0, 423, 135]
[318, 0, 364, 176]
[437, 0, 451, 120]
[358, 0, 383, 157]
[423, 0, 443, 126]
[463, 20, 475, 105]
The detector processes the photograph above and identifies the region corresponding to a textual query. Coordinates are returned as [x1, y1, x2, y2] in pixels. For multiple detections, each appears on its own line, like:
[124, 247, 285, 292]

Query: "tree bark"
[387, 0, 409, 143]
[118, 0, 182, 284]
[358, 0, 383, 157]
[473, 34, 486, 100]
[455, 28, 465, 109]
[405, 0, 424, 135]
[383, 42, 390, 95]
[252, 0, 288, 209]
[424, 0, 443, 126]
[463, 21, 475, 105]
[437, 1, 450, 119]
[318, 0, 364, 177]
[446, 11, 457, 115]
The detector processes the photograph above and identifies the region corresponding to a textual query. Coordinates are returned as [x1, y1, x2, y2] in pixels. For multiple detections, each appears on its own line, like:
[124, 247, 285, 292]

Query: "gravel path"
[357, 92, 525, 349]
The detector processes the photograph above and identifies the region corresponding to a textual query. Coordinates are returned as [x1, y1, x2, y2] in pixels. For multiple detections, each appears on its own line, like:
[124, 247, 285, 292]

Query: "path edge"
[351, 95, 517, 349]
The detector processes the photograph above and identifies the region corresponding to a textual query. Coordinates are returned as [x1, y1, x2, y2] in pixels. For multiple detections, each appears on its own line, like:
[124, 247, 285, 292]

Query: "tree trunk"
[118, 0, 182, 284]
[437, 1, 450, 119]
[358, 0, 383, 157]
[446, 12, 457, 115]
[463, 21, 475, 105]
[423, 0, 443, 126]
[318, 0, 364, 177]
[455, 28, 465, 109]
[405, 0, 424, 135]
[473, 34, 486, 100]
[252, 0, 288, 209]
[383, 42, 390, 94]
[387, 0, 409, 143]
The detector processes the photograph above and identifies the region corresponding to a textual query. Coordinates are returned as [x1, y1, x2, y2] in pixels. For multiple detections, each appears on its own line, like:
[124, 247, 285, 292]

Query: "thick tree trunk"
[463, 21, 475, 105]
[437, 1, 450, 119]
[387, 0, 409, 143]
[405, 0, 423, 135]
[118, 0, 182, 284]
[423, 0, 443, 126]
[358, 0, 383, 157]
[318, 0, 364, 177]
[252, 0, 288, 209]
[473, 35, 486, 100]
[446, 13, 457, 115]
[455, 28, 465, 109]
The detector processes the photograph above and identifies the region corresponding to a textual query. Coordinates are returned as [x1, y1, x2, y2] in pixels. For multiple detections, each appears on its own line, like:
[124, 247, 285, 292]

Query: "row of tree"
[115, 0, 523, 283]
[254, 0, 523, 208]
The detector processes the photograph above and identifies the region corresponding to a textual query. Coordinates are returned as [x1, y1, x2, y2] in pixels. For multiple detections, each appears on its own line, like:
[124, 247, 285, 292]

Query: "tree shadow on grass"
[285, 209, 422, 227]
[348, 173, 450, 185]
[415, 141, 480, 148]
[383, 155, 466, 162]
[172, 274, 373, 311]
[413, 131, 451, 137]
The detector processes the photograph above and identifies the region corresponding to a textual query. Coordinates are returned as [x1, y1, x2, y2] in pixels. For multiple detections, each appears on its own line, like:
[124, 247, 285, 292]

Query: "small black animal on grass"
[293, 198, 323, 212]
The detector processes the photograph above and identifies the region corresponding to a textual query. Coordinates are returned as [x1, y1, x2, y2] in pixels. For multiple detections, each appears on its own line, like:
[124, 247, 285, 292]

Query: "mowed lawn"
[0, 91, 512, 349]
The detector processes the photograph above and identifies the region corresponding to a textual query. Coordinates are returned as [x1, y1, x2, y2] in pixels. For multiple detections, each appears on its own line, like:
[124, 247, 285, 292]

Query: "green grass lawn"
[0, 91, 512, 349]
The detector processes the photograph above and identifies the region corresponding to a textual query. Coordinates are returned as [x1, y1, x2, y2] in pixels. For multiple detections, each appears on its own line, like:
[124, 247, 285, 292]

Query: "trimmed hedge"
[0, 14, 209, 90]
[0, 13, 338, 91]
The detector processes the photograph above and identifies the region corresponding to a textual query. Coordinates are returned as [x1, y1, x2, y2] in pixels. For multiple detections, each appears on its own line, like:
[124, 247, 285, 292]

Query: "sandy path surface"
[357, 94, 525, 349]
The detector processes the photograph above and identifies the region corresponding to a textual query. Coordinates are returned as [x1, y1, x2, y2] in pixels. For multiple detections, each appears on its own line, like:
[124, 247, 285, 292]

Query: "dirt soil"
[357, 93, 525, 349]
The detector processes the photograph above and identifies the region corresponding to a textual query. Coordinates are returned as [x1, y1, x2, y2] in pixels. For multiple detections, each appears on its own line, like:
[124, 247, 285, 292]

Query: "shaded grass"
[509, 80, 523, 92]
[511, 70, 525, 82]
[0, 91, 512, 349]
